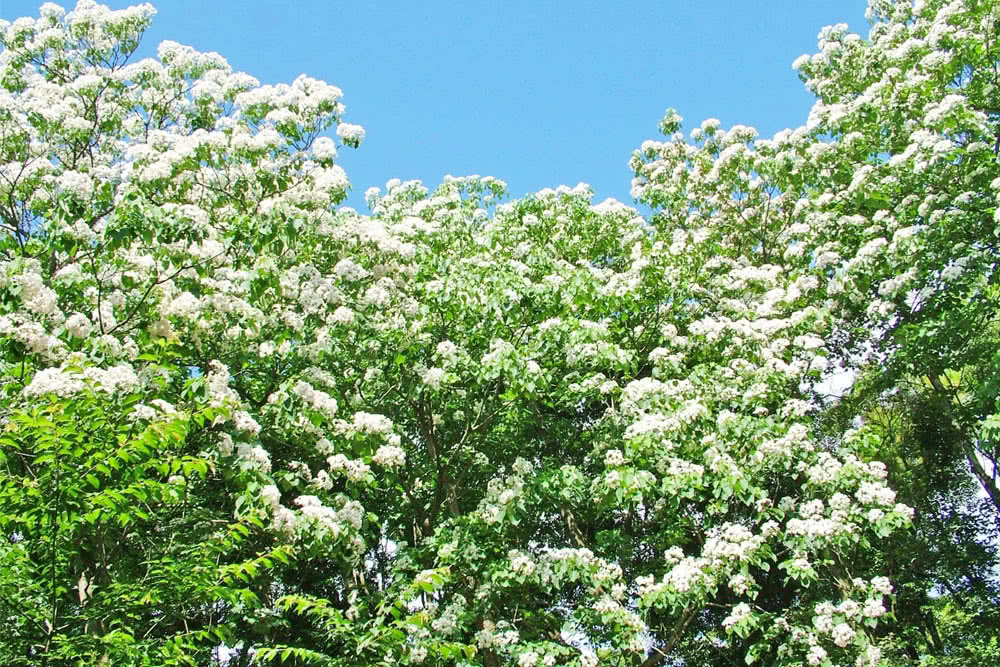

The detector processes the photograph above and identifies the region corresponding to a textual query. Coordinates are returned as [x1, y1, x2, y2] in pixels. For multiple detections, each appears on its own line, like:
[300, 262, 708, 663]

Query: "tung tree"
[1, 1, 997, 667]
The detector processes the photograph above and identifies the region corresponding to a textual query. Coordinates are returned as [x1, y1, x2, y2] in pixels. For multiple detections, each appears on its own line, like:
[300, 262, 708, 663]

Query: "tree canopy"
[0, 1, 997, 666]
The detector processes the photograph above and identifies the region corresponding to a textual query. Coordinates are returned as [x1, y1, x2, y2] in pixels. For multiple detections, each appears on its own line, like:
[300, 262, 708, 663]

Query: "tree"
[1, 1, 997, 666]
[818, 373, 1000, 665]
[0, 1, 361, 663]
[783, 0, 1000, 513]
[630, 1, 1000, 661]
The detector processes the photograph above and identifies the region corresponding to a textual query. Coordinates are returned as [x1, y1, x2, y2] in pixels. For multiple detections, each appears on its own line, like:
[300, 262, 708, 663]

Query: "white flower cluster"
[292, 380, 339, 419]
[334, 257, 368, 282]
[372, 444, 406, 467]
[236, 443, 271, 473]
[509, 550, 536, 577]
[476, 469, 527, 524]
[352, 411, 394, 436]
[604, 449, 625, 466]
[722, 602, 752, 630]
[475, 619, 520, 651]
[129, 399, 176, 422]
[728, 573, 754, 596]
[664, 556, 709, 593]
[327, 454, 371, 483]
[285, 495, 364, 538]
[703, 523, 764, 566]
[420, 366, 446, 390]
[23, 362, 140, 398]
[336, 122, 365, 146]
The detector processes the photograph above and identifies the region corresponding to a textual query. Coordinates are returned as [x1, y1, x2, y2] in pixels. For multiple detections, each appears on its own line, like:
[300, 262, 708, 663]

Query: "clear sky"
[1, 0, 870, 211]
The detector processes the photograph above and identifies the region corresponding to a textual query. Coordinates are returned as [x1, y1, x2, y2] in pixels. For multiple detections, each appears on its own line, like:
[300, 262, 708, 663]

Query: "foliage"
[819, 375, 1000, 665]
[0, 1, 997, 666]
[0, 374, 295, 664]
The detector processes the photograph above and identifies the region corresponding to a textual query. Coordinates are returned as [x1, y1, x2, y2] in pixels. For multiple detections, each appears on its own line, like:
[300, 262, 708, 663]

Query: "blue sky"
[1, 0, 869, 210]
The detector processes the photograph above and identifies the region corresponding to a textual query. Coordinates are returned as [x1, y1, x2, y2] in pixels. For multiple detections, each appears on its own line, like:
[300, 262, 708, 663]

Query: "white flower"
[729, 573, 753, 595]
[373, 444, 406, 467]
[518, 651, 539, 667]
[806, 644, 827, 666]
[353, 411, 393, 434]
[334, 257, 368, 281]
[831, 621, 855, 647]
[512, 457, 533, 476]
[64, 312, 91, 338]
[604, 449, 625, 466]
[838, 599, 860, 619]
[331, 306, 355, 324]
[665, 557, 705, 592]
[863, 598, 885, 618]
[130, 404, 157, 421]
[234, 410, 261, 435]
[857, 645, 881, 667]
[237, 444, 271, 472]
[510, 549, 536, 577]
[24, 367, 84, 398]
[311, 136, 337, 159]
[871, 576, 893, 595]
[337, 123, 366, 146]
[327, 454, 372, 482]
[164, 291, 201, 318]
[421, 366, 446, 390]
[722, 602, 752, 630]
[261, 484, 281, 508]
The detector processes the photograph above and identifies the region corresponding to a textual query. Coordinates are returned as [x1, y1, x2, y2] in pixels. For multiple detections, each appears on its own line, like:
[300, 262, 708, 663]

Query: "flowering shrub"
[1, 1, 997, 666]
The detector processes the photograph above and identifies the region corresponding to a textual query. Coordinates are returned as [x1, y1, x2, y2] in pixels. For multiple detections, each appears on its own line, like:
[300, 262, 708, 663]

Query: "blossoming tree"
[0, 1, 996, 666]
